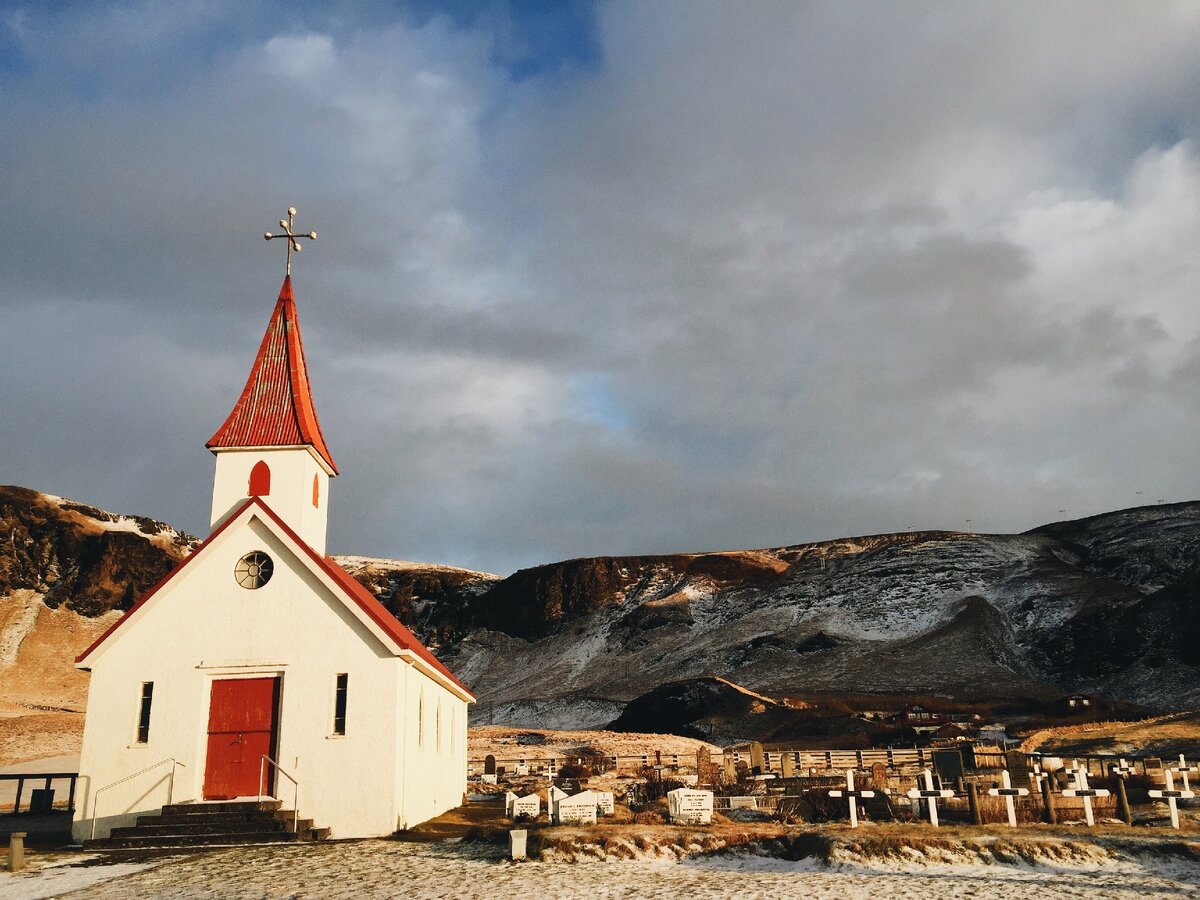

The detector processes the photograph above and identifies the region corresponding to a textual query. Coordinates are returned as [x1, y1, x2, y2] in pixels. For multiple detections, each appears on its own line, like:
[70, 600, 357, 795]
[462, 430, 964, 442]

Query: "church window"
[136, 682, 154, 743]
[333, 673, 348, 735]
[312, 474, 320, 508]
[249, 460, 271, 497]
[235, 551, 274, 589]
[418, 688, 425, 749]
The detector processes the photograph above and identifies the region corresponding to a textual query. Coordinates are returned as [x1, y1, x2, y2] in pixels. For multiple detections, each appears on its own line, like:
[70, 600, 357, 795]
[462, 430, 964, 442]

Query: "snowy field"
[3, 839, 1199, 900]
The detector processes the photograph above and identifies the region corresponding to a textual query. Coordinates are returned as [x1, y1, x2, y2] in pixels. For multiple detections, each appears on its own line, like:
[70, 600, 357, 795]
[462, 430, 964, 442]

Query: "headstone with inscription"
[556, 791, 599, 826]
[667, 788, 714, 825]
[512, 793, 541, 819]
[594, 791, 615, 816]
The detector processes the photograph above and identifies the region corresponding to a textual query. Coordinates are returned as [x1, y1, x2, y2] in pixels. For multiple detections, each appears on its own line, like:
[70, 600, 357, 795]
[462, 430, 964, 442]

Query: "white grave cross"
[986, 770, 1029, 827]
[1173, 754, 1197, 793]
[906, 769, 954, 827]
[828, 769, 875, 828]
[1061, 767, 1109, 826]
[1149, 768, 1195, 830]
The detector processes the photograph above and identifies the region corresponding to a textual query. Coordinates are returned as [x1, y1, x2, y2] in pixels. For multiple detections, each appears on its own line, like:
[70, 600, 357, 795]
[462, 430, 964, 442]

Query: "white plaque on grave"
[514, 764, 530, 776]
[556, 791, 599, 825]
[667, 788, 714, 825]
[481, 774, 497, 785]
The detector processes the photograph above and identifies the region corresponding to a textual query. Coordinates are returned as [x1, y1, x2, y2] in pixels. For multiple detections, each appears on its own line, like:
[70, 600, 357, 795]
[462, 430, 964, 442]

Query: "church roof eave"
[206, 276, 339, 474]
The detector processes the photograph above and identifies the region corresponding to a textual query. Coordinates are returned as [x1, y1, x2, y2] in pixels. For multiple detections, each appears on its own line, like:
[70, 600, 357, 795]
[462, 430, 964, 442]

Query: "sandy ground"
[2, 838, 1198, 900]
[469, 726, 719, 762]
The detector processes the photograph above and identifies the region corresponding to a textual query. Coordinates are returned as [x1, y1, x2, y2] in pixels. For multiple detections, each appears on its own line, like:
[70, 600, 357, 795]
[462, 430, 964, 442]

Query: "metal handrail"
[90, 757, 185, 841]
[259, 755, 299, 833]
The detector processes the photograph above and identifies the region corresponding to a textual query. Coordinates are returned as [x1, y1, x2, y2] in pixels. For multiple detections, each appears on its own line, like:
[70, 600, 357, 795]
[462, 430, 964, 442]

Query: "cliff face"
[0, 486, 198, 617]
[2, 485, 1199, 737]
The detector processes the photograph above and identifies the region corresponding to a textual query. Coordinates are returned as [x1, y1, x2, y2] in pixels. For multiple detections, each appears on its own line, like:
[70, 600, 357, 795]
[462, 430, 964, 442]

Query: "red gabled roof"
[76, 498, 475, 701]
[207, 276, 338, 474]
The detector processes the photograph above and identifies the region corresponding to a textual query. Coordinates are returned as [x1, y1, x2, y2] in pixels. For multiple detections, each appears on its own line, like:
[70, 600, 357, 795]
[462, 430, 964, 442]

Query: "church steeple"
[206, 275, 337, 473]
[207, 209, 336, 553]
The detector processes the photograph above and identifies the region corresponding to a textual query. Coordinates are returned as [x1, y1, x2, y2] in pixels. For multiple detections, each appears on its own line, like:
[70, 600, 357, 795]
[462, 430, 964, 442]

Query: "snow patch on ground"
[0, 855, 170, 900]
[0, 591, 45, 667]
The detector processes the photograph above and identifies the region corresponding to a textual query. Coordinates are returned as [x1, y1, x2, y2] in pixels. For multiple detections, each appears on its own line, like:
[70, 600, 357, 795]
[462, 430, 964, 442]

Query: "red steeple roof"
[207, 276, 338, 474]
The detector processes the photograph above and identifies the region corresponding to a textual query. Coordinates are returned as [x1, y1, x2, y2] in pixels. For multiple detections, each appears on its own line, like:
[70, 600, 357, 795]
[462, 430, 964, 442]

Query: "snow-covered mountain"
[2, 485, 1197, 735]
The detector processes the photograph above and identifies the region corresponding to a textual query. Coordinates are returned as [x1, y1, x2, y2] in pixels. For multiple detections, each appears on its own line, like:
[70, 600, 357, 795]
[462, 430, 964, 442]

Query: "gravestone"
[547, 784, 568, 822]
[932, 749, 964, 785]
[871, 762, 889, 793]
[509, 829, 527, 861]
[505, 791, 518, 817]
[512, 794, 540, 819]
[986, 770, 1029, 827]
[594, 791, 615, 816]
[484, 755, 497, 776]
[729, 796, 757, 810]
[749, 742, 766, 775]
[723, 751, 737, 780]
[667, 788, 714, 824]
[781, 753, 796, 779]
[514, 764, 529, 777]
[828, 769, 875, 828]
[1061, 767, 1109, 826]
[1006, 751, 1030, 780]
[906, 768, 954, 827]
[697, 746, 712, 782]
[1149, 769, 1195, 830]
[556, 791, 599, 825]
[481, 774, 497, 785]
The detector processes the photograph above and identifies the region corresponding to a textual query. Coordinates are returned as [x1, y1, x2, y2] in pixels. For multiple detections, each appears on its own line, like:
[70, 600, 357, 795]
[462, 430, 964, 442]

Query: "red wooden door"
[203, 677, 279, 800]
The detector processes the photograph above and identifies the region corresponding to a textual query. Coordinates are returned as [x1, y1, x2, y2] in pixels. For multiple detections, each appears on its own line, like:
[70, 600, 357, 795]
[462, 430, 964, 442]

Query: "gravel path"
[5, 840, 1199, 900]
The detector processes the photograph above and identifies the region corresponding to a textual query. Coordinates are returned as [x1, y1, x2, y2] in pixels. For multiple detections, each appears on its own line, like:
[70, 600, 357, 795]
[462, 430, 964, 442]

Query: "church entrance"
[203, 677, 280, 800]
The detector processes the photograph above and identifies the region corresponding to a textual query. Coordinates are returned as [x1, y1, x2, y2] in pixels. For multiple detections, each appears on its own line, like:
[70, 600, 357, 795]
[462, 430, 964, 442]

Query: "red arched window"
[248, 460, 271, 497]
[312, 474, 320, 508]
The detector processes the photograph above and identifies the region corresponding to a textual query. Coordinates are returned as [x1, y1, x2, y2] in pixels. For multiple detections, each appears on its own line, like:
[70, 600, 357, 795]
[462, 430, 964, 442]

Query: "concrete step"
[137, 810, 306, 827]
[111, 819, 313, 839]
[84, 830, 302, 850]
[160, 799, 281, 816]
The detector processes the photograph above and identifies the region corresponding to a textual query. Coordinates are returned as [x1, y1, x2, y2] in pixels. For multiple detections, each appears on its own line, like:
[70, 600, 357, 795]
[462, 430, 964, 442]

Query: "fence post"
[1040, 775, 1057, 825]
[967, 782, 982, 825]
[1115, 776, 1132, 825]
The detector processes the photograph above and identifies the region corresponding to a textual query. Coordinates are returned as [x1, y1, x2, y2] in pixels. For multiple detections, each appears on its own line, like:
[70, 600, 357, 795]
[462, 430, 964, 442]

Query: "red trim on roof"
[76, 498, 256, 664]
[207, 276, 338, 474]
[76, 498, 475, 701]
[245, 499, 474, 698]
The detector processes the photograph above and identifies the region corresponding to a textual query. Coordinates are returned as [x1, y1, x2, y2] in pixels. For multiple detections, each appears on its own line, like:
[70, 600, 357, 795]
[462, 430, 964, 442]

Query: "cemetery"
[445, 737, 1200, 863]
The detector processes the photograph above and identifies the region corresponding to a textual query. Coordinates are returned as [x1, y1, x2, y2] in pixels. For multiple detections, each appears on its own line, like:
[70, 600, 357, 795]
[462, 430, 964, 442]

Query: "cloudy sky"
[4, 1, 1200, 574]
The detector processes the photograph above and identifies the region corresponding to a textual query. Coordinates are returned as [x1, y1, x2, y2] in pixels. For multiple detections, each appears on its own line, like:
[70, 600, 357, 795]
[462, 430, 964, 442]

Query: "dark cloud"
[4, 3, 1200, 574]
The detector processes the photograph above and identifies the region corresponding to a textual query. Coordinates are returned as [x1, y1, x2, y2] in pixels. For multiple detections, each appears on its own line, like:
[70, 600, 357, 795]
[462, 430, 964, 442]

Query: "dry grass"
[468, 725, 719, 762]
[1020, 710, 1200, 757]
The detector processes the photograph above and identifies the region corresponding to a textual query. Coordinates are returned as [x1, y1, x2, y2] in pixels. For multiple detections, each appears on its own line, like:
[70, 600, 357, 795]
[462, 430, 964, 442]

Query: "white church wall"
[73, 513, 402, 841]
[210, 448, 330, 554]
[395, 661, 469, 830]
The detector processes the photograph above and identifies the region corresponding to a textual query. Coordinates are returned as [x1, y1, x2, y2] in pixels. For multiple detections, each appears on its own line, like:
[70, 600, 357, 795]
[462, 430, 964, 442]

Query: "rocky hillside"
[3, 486, 1199, 742]
[440, 504, 1200, 724]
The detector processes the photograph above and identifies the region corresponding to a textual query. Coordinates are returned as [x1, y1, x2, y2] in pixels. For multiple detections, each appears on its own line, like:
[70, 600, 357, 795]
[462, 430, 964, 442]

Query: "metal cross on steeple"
[264, 207, 317, 276]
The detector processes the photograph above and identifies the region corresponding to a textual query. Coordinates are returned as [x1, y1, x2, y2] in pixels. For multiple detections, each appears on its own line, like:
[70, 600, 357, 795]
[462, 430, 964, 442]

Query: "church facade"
[72, 270, 474, 841]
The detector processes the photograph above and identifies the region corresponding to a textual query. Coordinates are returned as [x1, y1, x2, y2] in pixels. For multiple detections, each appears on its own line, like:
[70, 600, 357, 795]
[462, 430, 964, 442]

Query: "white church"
[72, 218, 475, 842]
